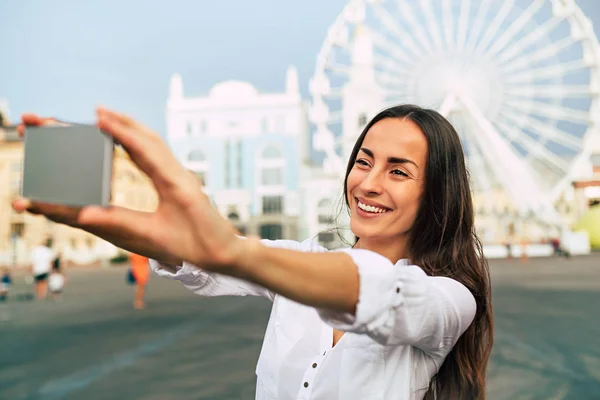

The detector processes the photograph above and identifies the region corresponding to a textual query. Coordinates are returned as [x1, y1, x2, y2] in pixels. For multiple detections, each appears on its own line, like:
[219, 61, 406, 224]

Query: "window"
[186, 121, 193, 136]
[358, 113, 368, 128]
[237, 140, 243, 188]
[225, 141, 231, 188]
[318, 232, 335, 247]
[12, 178, 21, 193]
[10, 223, 24, 238]
[261, 118, 269, 133]
[201, 120, 208, 134]
[194, 171, 206, 186]
[261, 168, 282, 185]
[260, 224, 283, 240]
[262, 196, 283, 214]
[188, 149, 206, 162]
[317, 199, 334, 224]
[262, 145, 282, 159]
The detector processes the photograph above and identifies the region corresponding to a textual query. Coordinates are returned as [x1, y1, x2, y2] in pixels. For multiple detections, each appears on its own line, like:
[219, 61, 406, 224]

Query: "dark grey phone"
[22, 125, 114, 207]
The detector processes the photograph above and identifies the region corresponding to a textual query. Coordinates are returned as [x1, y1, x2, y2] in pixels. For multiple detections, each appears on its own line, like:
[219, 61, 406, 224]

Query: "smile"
[356, 198, 392, 214]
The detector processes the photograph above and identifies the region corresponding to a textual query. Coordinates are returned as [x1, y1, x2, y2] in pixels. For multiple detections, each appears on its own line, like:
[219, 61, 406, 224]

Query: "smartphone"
[21, 125, 114, 207]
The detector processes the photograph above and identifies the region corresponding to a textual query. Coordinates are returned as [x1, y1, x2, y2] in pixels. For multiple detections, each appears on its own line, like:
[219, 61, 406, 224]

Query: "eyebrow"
[360, 147, 419, 169]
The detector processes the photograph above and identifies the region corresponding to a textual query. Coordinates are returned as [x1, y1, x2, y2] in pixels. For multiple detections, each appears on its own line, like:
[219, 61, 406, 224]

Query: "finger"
[12, 198, 82, 226]
[21, 114, 58, 126]
[97, 112, 186, 190]
[18, 115, 61, 137]
[97, 107, 151, 135]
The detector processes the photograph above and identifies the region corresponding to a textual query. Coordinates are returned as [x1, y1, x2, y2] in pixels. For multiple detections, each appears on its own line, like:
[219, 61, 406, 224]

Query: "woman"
[13, 105, 493, 399]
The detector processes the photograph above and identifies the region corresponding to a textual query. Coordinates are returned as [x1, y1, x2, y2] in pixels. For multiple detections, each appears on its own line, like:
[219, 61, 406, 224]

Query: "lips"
[355, 197, 392, 214]
[355, 197, 392, 211]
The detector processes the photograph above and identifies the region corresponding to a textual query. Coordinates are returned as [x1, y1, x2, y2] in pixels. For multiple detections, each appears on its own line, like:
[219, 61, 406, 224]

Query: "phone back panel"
[22, 125, 113, 207]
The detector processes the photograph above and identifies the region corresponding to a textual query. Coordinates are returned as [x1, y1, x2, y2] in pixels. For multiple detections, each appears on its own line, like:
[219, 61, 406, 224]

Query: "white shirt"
[30, 246, 55, 276]
[150, 239, 476, 400]
[48, 273, 65, 292]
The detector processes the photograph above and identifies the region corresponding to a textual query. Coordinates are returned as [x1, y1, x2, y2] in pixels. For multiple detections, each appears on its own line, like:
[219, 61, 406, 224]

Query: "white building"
[165, 67, 309, 240]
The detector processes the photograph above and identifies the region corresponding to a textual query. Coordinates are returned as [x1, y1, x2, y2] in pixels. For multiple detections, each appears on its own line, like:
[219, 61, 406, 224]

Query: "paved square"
[1, 254, 599, 399]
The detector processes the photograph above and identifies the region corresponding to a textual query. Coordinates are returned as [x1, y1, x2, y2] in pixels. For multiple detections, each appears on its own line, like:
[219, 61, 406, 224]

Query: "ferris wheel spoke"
[372, 57, 411, 81]
[496, 16, 564, 65]
[465, 0, 493, 53]
[503, 97, 589, 125]
[325, 63, 352, 77]
[418, 0, 444, 51]
[499, 105, 583, 151]
[442, 0, 455, 48]
[456, 0, 471, 51]
[327, 111, 343, 126]
[394, 0, 435, 54]
[483, 0, 545, 59]
[499, 36, 578, 74]
[370, 2, 426, 59]
[504, 60, 588, 84]
[374, 71, 409, 89]
[458, 93, 549, 213]
[508, 98, 590, 125]
[504, 84, 593, 100]
[369, 31, 416, 68]
[384, 93, 412, 105]
[474, 0, 515, 55]
[494, 119, 570, 174]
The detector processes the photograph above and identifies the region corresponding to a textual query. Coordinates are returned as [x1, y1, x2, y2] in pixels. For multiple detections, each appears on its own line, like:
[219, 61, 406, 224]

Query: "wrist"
[227, 235, 263, 279]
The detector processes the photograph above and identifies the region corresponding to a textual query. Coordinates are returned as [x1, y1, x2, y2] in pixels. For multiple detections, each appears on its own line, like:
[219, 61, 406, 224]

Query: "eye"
[355, 159, 370, 167]
[391, 169, 408, 177]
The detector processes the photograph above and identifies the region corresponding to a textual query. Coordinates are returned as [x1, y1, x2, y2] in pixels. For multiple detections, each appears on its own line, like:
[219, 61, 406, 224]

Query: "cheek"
[392, 185, 423, 218]
[346, 169, 361, 195]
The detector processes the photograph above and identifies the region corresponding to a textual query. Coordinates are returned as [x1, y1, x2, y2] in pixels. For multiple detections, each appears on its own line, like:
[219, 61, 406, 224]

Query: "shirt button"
[304, 382, 309, 388]
[396, 287, 400, 293]
[323, 351, 326, 356]
[312, 363, 317, 368]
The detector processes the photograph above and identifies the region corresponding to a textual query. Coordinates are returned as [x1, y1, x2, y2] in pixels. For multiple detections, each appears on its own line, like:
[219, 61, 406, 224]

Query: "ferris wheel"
[309, 0, 600, 223]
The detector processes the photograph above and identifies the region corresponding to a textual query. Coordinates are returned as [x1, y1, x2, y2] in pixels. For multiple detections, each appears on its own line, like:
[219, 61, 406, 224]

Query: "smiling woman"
[14, 104, 492, 400]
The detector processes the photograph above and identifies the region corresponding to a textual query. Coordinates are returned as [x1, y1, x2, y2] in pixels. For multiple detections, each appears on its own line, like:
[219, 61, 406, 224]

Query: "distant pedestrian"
[551, 237, 570, 259]
[0, 268, 12, 301]
[129, 253, 150, 310]
[48, 256, 66, 301]
[30, 238, 56, 300]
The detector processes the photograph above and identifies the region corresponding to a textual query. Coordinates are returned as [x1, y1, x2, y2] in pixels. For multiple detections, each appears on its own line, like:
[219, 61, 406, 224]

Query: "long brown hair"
[343, 104, 494, 399]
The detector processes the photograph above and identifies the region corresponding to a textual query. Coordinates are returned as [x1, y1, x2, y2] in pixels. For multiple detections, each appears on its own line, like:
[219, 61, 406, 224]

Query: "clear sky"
[1, 0, 599, 135]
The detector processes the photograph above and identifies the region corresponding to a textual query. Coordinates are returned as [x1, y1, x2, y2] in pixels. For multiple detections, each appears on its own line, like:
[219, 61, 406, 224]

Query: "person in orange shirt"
[129, 252, 150, 309]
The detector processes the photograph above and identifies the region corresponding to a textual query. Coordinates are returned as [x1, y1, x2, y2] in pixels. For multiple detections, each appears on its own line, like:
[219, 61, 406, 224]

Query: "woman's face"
[346, 118, 428, 245]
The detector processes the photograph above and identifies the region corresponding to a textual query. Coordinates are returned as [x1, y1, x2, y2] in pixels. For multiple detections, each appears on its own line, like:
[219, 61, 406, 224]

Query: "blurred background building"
[165, 67, 307, 241]
[2, 0, 600, 263]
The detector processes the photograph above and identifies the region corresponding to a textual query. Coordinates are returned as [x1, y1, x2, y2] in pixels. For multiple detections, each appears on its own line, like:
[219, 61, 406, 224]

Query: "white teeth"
[358, 201, 388, 214]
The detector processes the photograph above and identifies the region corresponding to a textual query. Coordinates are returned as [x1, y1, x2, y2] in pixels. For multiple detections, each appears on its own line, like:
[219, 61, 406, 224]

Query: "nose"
[360, 169, 384, 195]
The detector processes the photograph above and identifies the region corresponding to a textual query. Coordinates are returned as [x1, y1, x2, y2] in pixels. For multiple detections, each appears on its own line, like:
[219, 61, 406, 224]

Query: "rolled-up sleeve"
[149, 238, 327, 302]
[149, 259, 275, 300]
[318, 249, 477, 356]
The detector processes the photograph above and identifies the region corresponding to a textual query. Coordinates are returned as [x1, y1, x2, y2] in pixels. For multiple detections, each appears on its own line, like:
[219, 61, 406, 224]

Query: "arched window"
[262, 145, 282, 159]
[188, 149, 206, 162]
